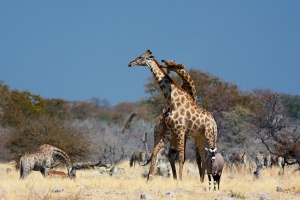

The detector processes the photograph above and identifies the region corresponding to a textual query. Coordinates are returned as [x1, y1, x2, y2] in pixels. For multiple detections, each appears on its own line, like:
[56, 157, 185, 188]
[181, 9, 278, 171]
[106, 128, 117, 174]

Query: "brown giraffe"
[128, 50, 218, 181]
[20, 144, 76, 179]
[152, 59, 205, 182]
[122, 112, 137, 133]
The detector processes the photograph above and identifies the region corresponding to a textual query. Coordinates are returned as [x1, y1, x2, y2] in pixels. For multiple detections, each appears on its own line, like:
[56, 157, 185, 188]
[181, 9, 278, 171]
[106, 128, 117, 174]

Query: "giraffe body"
[154, 60, 205, 181]
[20, 144, 76, 179]
[128, 50, 217, 181]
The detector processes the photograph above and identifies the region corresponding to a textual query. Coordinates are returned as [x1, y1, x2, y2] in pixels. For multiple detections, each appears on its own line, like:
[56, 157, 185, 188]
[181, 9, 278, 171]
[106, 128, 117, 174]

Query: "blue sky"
[1, 1, 299, 106]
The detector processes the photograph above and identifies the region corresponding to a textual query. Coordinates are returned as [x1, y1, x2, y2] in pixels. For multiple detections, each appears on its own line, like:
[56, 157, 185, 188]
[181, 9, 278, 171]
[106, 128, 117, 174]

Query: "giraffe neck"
[52, 148, 73, 170]
[146, 59, 184, 104]
[175, 69, 198, 104]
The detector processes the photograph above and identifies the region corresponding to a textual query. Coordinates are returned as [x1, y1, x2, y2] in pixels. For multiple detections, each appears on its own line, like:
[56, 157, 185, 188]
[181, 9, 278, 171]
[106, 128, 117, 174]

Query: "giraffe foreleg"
[147, 139, 165, 181]
[195, 146, 205, 183]
[195, 135, 206, 183]
[177, 130, 185, 181]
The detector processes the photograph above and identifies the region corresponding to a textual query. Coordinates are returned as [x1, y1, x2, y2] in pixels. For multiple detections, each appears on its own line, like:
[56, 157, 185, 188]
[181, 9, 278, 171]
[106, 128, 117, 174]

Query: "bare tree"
[249, 90, 300, 167]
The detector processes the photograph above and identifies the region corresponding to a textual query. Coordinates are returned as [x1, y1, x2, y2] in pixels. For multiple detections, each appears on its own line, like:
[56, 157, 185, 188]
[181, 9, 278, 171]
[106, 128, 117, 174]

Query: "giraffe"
[128, 50, 218, 181]
[20, 144, 76, 179]
[152, 59, 205, 182]
[122, 112, 137, 133]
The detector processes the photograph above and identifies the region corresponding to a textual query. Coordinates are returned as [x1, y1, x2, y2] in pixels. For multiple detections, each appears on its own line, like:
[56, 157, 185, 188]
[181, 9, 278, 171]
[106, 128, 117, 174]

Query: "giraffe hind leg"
[168, 147, 178, 180]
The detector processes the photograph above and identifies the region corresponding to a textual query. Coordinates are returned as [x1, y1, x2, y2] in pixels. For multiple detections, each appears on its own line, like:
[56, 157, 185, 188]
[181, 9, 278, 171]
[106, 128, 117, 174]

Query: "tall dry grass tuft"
[0, 161, 299, 199]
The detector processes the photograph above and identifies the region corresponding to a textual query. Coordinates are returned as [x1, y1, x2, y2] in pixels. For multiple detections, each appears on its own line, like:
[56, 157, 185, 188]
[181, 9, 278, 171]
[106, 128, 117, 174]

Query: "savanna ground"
[0, 161, 299, 200]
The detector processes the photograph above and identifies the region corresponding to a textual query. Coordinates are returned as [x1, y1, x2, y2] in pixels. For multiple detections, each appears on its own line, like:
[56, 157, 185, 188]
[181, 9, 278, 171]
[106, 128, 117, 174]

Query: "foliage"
[188, 69, 251, 113]
[44, 98, 71, 119]
[281, 94, 300, 120]
[5, 115, 89, 161]
[247, 89, 300, 163]
[219, 106, 251, 149]
[0, 82, 47, 127]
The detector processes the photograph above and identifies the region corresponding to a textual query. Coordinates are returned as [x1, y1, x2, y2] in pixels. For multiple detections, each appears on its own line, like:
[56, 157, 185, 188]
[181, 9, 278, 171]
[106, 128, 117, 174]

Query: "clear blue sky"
[1, 1, 299, 106]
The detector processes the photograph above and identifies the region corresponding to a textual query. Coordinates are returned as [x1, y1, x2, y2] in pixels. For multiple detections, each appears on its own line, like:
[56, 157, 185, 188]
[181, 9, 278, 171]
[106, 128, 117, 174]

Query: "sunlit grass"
[0, 161, 299, 199]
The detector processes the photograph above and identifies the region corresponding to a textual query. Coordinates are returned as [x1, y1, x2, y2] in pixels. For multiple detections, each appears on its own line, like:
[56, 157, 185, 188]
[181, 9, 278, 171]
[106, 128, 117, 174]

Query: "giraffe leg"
[44, 167, 50, 178]
[177, 130, 185, 181]
[168, 134, 178, 179]
[195, 145, 205, 183]
[194, 135, 206, 183]
[148, 139, 165, 181]
[40, 168, 46, 177]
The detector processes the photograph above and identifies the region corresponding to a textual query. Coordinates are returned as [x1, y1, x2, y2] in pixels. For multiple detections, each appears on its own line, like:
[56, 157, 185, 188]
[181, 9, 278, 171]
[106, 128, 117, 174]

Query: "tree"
[5, 114, 89, 161]
[248, 89, 300, 164]
[0, 85, 46, 127]
[281, 94, 300, 120]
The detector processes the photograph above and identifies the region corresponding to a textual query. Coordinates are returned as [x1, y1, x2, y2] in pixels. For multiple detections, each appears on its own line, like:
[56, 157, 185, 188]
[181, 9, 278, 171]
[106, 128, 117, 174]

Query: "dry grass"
[0, 161, 299, 200]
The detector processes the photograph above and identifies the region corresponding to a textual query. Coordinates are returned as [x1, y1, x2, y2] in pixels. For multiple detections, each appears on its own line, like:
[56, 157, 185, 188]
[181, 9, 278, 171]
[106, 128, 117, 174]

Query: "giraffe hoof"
[147, 174, 153, 181]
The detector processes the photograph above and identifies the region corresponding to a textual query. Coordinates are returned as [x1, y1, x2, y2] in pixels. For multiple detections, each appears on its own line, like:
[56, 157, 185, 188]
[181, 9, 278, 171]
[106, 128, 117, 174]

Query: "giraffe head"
[160, 60, 185, 74]
[68, 167, 76, 179]
[205, 147, 217, 161]
[128, 50, 153, 67]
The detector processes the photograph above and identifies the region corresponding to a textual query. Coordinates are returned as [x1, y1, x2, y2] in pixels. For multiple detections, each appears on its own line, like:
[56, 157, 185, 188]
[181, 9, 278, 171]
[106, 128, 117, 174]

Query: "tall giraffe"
[128, 50, 218, 180]
[155, 59, 205, 182]
[122, 112, 137, 133]
[20, 144, 76, 179]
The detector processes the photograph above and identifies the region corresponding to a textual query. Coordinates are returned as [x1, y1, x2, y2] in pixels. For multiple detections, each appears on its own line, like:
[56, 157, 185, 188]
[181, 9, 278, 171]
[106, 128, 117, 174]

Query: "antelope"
[49, 170, 69, 178]
[129, 150, 147, 167]
[205, 148, 225, 191]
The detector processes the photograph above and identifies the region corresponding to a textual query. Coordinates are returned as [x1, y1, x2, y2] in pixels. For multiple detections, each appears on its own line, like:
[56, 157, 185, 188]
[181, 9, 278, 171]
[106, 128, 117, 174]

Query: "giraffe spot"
[186, 111, 191, 118]
[178, 117, 183, 124]
[180, 96, 185, 103]
[174, 112, 179, 119]
[180, 108, 185, 116]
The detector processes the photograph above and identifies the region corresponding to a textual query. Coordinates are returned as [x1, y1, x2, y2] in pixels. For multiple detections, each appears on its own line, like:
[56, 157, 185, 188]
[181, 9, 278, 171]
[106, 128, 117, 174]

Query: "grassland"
[0, 161, 299, 200]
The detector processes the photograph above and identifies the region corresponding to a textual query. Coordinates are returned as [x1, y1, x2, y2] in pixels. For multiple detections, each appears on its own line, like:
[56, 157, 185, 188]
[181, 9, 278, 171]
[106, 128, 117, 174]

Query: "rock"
[140, 192, 152, 199]
[51, 187, 64, 193]
[254, 191, 272, 200]
[6, 168, 11, 174]
[165, 191, 175, 198]
[276, 186, 283, 192]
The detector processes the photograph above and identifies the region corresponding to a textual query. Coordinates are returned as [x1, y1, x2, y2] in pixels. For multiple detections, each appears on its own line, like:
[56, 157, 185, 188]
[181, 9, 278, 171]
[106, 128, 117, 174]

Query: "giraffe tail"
[20, 160, 23, 179]
[141, 156, 152, 166]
